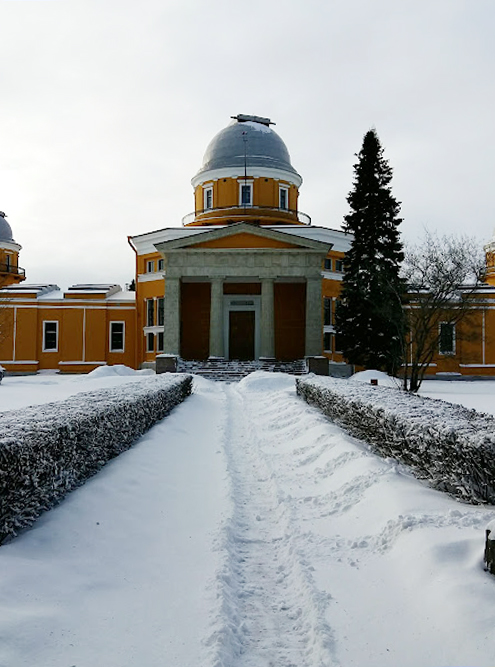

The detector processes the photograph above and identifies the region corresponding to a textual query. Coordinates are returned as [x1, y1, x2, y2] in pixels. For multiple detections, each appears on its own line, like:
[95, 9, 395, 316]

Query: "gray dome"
[0, 212, 14, 242]
[194, 115, 301, 181]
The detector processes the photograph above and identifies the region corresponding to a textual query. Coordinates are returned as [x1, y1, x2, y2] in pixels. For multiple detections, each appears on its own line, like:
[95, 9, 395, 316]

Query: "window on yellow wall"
[324, 258, 332, 271]
[158, 258, 164, 272]
[324, 332, 331, 351]
[439, 322, 455, 354]
[146, 260, 155, 273]
[147, 332, 155, 353]
[43, 321, 58, 352]
[335, 259, 344, 272]
[324, 298, 332, 326]
[110, 322, 125, 352]
[157, 331, 164, 352]
[157, 297, 164, 326]
[279, 186, 289, 210]
[147, 299, 155, 327]
[240, 184, 252, 206]
[204, 187, 213, 210]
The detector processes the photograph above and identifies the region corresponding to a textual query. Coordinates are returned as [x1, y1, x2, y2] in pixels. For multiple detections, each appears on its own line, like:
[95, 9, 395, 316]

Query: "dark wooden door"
[229, 311, 255, 360]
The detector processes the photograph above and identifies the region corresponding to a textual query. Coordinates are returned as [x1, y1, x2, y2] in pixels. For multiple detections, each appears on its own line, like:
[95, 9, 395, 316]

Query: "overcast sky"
[1, 0, 494, 289]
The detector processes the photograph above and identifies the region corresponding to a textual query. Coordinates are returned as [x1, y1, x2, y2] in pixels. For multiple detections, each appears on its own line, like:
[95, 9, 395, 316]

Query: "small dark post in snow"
[484, 524, 495, 574]
[370, 378, 378, 386]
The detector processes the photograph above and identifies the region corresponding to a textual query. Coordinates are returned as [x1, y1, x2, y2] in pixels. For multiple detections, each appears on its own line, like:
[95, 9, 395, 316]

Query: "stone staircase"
[177, 358, 308, 382]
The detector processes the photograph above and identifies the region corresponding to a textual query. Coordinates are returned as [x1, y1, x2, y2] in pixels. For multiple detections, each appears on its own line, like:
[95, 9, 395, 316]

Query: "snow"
[1, 369, 495, 666]
[243, 120, 272, 133]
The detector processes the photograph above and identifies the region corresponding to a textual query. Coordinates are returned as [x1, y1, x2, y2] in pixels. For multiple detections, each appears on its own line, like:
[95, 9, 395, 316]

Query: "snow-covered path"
[210, 381, 336, 666]
[2, 371, 495, 666]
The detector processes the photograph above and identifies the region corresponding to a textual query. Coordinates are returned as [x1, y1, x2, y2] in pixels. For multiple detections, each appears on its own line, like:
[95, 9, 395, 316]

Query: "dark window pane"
[241, 185, 251, 205]
[110, 323, 124, 351]
[157, 298, 164, 326]
[324, 298, 332, 326]
[44, 322, 58, 350]
[439, 323, 455, 354]
[147, 299, 155, 327]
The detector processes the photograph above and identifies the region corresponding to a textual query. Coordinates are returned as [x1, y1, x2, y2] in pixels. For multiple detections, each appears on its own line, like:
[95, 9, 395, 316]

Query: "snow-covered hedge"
[0, 374, 192, 544]
[296, 375, 495, 505]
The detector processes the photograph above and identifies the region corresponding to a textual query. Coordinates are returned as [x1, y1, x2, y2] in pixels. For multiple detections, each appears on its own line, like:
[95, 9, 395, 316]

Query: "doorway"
[229, 310, 255, 360]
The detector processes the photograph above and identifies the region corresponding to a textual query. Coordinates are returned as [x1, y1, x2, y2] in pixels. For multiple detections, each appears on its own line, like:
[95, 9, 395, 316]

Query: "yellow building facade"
[2, 114, 495, 377]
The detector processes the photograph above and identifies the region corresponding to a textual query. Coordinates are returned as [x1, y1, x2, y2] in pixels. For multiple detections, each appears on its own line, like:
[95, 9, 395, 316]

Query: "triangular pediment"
[154, 222, 332, 254]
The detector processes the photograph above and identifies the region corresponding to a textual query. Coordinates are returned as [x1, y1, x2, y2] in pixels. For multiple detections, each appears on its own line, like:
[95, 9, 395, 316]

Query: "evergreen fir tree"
[335, 129, 406, 375]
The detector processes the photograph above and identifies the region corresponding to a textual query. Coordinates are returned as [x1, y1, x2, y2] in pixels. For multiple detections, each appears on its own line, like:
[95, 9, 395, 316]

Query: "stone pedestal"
[156, 354, 178, 374]
[307, 356, 329, 376]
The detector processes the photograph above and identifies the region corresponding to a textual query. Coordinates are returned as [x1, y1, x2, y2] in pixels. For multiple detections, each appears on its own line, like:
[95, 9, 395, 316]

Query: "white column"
[209, 277, 224, 358]
[305, 277, 323, 356]
[163, 277, 181, 355]
[260, 278, 275, 358]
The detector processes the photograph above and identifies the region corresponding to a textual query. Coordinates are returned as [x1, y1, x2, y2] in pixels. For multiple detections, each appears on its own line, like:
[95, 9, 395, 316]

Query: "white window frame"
[157, 258, 164, 272]
[323, 297, 332, 326]
[146, 298, 155, 327]
[335, 259, 344, 272]
[146, 260, 155, 273]
[238, 180, 253, 207]
[203, 184, 213, 210]
[157, 331, 164, 353]
[157, 297, 164, 327]
[109, 321, 125, 353]
[279, 185, 289, 210]
[43, 320, 59, 352]
[146, 331, 155, 353]
[439, 322, 456, 355]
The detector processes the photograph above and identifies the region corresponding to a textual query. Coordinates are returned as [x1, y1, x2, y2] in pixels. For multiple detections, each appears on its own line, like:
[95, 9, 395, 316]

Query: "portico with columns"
[154, 222, 331, 361]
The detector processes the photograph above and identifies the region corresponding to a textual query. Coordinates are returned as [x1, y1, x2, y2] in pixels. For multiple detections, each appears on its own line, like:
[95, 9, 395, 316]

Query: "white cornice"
[0, 240, 22, 252]
[191, 166, 302, 189]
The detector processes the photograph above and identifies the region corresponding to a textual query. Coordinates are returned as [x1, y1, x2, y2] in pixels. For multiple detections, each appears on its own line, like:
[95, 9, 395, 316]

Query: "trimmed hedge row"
[296, 375, 495, 505]
[0, 374, 192, 544]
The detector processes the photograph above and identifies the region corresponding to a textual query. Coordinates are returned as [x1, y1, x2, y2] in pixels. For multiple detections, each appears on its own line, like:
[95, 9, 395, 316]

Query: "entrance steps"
[177, 358, 308, 382]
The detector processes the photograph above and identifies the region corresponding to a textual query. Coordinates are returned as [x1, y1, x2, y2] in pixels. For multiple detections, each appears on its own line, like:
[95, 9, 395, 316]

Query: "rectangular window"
[146, 260, 155, 273]
[324, 258, 332, 271]
[324, 332, 332, 351]
[43, 321, 58, 352]
[279, 186, 288, 210]
[204, 187, 213, 210]
[439, 322, 455, 354]
[157, 331, 164, 352]
[241, 184, 252, 206]
[147, 298, 155, 327]
[324, 297, 332, 326]
[147, 332, 155, 353]
[335, 259, 344, 272]
[157, 258, 164, 272]
[334, 332, 344, 353]
[157, 297, 164, 326]
[110, 321, 125, 352]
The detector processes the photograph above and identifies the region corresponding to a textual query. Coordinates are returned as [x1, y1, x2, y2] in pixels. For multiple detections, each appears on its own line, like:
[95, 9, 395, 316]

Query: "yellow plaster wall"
[193, 177, 300, 218]
[189, 233, 300, 249]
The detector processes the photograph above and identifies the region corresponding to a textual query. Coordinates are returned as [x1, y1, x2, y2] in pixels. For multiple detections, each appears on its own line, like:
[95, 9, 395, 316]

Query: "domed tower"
[185, 114, 310, 227]
[0, 211, 25, 286]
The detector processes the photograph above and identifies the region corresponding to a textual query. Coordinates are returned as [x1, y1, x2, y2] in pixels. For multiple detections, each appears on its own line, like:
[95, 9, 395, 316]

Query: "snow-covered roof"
[131, 224, 351, 255]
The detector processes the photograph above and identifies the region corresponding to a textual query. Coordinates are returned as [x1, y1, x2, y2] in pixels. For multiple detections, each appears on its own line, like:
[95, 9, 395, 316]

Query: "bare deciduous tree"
[402, 232, 486, 392]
